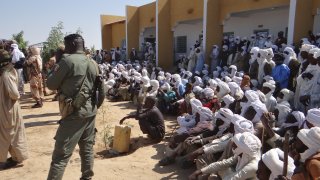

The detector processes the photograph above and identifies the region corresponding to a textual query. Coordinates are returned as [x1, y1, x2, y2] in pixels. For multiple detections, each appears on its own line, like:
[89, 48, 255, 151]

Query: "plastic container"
[112, 125, 131, 153]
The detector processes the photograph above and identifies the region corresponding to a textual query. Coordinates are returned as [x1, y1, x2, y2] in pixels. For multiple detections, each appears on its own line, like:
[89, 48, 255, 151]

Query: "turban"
[262, 148, 295, 180]
[251, 101, 268, 123]
[232, 76, 243, 86]
[141, 76, 150, 87]
[313, 49, 320, 59]
[232, 114, 254, 134]
[150, 80, 159, 90]
[228, 82, 244, 100]
[208, 79, 218, 90]
[275, 103, 292, 127]
[233, 132, 261, 156]
[297, 127, 320, 162]
[282, 111, 305, 129]
[215, 108, 233, 135]
[203, 88, 215, 100]
[198, 107, 214, 122]
[306, 108, 320, 127]
[212, 71, 220, 78]
[245, 90, 259, 102]
[222, 95, 235, 108]
[223, 76, 232, 83]
[134, 76, 141, 83]
[278, 88, 294, 103]
[229, 65, 237, 71]
[190, 98, 203, 115]
[216, 81, 231, 99]
[157, 75, 165, 81]
[263, 81, 276, 92]
[194, 76, 203, 86]
[300, 44, 314, 53]
[161, 82, 171, 91]
[193, 86, 203, 94]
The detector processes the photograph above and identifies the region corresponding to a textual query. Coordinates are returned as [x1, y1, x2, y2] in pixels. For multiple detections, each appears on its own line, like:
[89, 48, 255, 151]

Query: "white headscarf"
[172, 74, 182, 88]
[297, 127, 320, 162]
[10, 43, 25, 64]
[194, 76, 203, 87]
[216, 80, 231, 99]
[232, 114, 255, 134]
[208, 79, 218, 91]
[275, 103, 292, 127]
[161, 82, 171, 91]
[203, 88, 215, 100]
[149, 80, 159, 91]
[222, 95, 235, 108]
[251, 101, 268, 123]
[215, 108, 234, 136]
[198, 107, 214, 122]
[190, 98, 202, 115]
[282, 111, 305, 129]
[306, 108, 320, 127]
[228, 82, 244, 100]
[277, 88, 294, 103]
[233, 132, 261, 170]
[262, 148, 295, 180]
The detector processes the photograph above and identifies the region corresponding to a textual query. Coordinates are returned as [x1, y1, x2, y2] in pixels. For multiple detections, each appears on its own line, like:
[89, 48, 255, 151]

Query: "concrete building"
[101, 0, 320, 70]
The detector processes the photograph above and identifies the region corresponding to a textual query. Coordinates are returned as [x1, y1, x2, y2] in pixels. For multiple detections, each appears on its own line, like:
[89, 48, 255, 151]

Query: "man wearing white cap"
[291, 127, 320, 179]
[249, 47, 260, 80]
[187, 46, 196, 72]
[257, 148, 295, 180]
[302, 108, 320, 129]
[189, 132, 261, 180]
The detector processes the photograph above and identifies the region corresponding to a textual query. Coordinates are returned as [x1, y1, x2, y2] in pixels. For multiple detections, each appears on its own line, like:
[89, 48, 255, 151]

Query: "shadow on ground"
[25, 120, 58, 128]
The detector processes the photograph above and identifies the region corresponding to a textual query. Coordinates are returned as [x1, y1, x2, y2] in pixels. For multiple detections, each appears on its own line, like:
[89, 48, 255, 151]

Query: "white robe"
[0, 66, 28, 162]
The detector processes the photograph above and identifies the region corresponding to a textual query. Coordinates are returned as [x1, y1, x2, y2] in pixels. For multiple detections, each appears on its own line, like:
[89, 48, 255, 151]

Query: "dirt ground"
[0, 85, 193, 180]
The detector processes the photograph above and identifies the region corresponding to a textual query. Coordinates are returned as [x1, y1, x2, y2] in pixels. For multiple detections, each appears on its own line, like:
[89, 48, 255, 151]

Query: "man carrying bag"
[46, 34, 105, 180]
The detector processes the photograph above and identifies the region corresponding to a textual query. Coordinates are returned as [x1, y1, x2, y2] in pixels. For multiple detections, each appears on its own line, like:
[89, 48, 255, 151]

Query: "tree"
[76, 27, 83, 35]
[12, 31, 28, 49]
[42, 21, 64, 62]
[90, 45, 96, 53]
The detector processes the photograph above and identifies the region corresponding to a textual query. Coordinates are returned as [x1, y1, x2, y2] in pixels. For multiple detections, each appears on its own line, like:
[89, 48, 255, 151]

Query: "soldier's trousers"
[47, 115, 96, 180]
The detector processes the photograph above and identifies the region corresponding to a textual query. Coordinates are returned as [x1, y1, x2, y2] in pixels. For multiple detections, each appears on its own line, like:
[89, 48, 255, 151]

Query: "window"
[176, 36, 187, 53]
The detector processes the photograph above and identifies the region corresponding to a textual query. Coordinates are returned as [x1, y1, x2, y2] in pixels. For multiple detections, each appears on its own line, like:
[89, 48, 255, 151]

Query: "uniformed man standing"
[46, 34, 101, 180]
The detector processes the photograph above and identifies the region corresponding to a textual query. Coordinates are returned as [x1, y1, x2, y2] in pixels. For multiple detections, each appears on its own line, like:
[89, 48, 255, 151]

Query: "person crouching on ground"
[120, 96, 165, 142]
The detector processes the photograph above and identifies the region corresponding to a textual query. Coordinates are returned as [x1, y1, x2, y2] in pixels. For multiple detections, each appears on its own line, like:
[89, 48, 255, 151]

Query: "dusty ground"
[0, 86, 193, 180]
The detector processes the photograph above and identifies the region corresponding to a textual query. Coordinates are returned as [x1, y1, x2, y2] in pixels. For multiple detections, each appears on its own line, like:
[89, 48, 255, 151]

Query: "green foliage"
[42, 21, 64, 63]
[12, 31, 28, 49]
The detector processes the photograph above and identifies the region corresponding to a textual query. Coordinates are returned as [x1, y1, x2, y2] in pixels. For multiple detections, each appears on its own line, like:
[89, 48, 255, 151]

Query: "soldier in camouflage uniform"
[46, 34, 100, 180]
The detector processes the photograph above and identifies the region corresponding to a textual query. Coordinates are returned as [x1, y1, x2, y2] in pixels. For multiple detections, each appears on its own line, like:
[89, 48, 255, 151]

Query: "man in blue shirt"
[272, 53, 290, 90]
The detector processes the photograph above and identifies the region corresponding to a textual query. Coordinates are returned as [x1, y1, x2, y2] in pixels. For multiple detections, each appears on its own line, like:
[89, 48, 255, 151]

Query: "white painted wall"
[224, 7, 289, 40]
[173, 21, 203, 59]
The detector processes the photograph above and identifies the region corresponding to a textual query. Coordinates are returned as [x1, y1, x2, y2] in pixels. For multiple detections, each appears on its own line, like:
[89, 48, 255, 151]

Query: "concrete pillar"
[157, 0, 174, 70]
[288, 0, 313, 45]
[204, 0, 223, 67]
[126, 6, 140, 56]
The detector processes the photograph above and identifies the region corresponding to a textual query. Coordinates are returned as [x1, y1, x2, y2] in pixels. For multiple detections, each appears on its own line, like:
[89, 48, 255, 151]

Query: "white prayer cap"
[280, 88, 294, 101]
[190, 98, 203, 114]
[193, 86, 203, 94]
[244, 90, 259, 102]
[198, 107, 214, 122]
[263, 81, 276, 92]
[263, 75, 274, 82]
[141, 76, 150, 86]
[262, 148, 295, 180]
[222, 94, 235, 108]
[306, 108, 320, 127]
[203, 88, 215, 100]
[300, 44, 314, 53]
[232, 114, 254, 134]
[233, 132, 261, 155]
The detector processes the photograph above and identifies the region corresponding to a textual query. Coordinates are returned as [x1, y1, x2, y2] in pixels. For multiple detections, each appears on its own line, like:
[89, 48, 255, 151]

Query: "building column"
[156, 0, 173, 70]
[126, 6, 140, 57]
[204, 0, 223, 66]
[288, 0, 313, 45]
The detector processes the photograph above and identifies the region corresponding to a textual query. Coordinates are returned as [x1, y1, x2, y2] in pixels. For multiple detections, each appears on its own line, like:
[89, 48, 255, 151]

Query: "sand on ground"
[0, 85, 193, 180]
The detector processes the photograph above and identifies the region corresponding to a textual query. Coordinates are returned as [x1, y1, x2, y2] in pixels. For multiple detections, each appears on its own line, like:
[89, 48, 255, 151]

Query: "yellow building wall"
[100, 15, 125, 50]
[220, 0, 289, 23]
[126, 6, 140, 55]
[293, 0, 313, 43]
[313, 0, 320, 15]
[205, 0, 223, 65]
[170, 0, 204, 27]
[139, 2, 156, 32]
[111, 22, 126, 49]
[158, 0, 174, 70]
